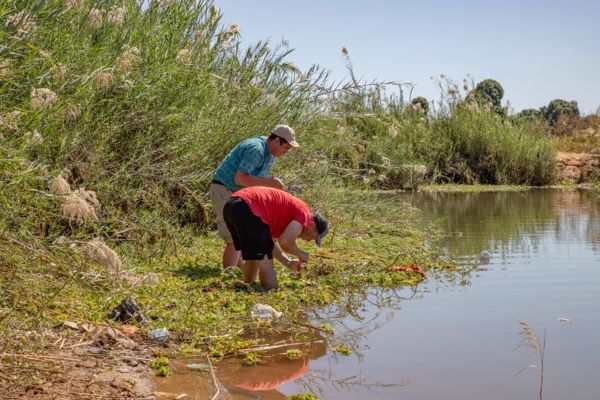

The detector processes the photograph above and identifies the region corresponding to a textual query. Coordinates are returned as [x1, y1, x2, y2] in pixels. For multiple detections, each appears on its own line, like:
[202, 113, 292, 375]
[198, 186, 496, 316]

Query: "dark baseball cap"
[313, 213, 329, 247]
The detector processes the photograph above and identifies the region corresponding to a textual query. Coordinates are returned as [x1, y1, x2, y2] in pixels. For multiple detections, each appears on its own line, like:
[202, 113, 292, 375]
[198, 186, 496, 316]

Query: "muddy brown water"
[154, 189, 600, 399]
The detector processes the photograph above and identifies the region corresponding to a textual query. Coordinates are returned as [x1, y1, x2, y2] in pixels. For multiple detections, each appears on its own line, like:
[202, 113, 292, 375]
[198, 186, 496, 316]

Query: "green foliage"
[284, 348, 303, 360]
[468, 79, 505, 115]
[150, 357, 171, 376]
[542, 99, 580, 125]
[149, 357, 170, 369]
[515, 108, 543, 121]
[155, 366, 171, 377]
[288, 394, 319, 400]
[410, 96, 429, 115]
[332, 344, 351, 355]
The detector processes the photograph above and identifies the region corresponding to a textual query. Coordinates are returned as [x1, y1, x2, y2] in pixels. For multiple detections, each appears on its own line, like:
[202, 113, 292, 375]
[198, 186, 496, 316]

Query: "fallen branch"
[238, 340, 324, 354]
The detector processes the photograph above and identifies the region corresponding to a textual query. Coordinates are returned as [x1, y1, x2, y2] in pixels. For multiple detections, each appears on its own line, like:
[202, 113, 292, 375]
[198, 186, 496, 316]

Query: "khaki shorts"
[208, 183, 234, 243]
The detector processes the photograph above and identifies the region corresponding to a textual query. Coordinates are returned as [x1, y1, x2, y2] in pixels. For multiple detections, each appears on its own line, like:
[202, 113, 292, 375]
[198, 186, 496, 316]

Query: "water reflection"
[154, 189, 600, 399]
[399, 188, 600, 256]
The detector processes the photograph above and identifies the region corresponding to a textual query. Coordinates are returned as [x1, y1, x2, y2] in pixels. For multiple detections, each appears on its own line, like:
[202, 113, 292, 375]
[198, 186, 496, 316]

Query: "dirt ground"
[0, 323, 171, 399]
[555, 151, 600, 183]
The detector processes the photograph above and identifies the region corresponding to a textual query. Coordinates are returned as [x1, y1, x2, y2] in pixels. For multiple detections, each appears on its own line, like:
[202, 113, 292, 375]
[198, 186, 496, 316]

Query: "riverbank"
[0, 188, 453, 399]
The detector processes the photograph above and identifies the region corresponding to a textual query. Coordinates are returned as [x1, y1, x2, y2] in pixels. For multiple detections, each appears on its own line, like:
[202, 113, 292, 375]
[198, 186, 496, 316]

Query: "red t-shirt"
[231, 187, 314, 238]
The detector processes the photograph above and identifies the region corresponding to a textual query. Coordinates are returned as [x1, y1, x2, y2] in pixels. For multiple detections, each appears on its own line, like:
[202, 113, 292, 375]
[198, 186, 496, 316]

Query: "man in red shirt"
[223, 187, 329, 290]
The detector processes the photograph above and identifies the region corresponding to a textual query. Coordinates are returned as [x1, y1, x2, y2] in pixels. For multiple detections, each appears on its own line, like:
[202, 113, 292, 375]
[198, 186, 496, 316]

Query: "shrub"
[542, 99, 580, 126]
[468, 79, 505, 115]
[410, 96, 429, 115]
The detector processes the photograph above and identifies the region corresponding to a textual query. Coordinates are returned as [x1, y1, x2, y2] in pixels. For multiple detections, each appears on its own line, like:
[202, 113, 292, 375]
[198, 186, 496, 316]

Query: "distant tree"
[468, 79, 505, 114]
[515, 108, 543, 121]
[410, 96, 429, 115]
[541, 99, 580, 125]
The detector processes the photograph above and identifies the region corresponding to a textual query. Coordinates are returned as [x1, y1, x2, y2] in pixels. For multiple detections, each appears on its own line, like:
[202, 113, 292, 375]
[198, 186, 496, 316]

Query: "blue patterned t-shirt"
[213, 136, 275, 191]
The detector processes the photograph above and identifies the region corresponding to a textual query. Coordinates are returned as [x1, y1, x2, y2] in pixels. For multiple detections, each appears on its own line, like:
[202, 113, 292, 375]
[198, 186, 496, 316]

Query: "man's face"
[300, 226, 317, 242]
[270, 137, 293, 157]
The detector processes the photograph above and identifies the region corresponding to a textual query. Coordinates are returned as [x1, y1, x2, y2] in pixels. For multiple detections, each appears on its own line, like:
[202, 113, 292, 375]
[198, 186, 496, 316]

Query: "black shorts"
[223, 196, 274, 260]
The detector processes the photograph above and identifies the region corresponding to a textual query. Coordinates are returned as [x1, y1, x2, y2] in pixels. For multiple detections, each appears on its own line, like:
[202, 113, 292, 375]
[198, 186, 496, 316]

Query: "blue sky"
[216, 0, 600, 114]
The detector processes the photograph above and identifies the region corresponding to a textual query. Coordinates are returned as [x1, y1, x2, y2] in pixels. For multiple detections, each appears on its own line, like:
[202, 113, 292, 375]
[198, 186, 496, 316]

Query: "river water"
[155, 188, 600, 399]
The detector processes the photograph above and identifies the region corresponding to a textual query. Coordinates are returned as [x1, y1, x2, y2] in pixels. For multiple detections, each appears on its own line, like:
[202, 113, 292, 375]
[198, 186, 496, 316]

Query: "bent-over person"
[209, 125, 299, 268]
[223, 186, 329, 290]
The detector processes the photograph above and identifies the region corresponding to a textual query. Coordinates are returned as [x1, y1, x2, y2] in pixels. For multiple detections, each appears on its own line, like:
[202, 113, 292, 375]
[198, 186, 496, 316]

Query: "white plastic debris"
[148, 328, 170, 342]
[250, 304, 282, 321]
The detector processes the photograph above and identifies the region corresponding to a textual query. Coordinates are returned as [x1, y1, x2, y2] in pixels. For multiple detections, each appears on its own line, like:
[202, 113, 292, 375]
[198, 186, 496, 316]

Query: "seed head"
[24, 130, 43, 146]
[0, 59, 13, 81]
[107, 6, 125, 26]
[94, 71, 115, 93]
[176, 48, 190, 63]
[50, 173, 71, 195]
[119, 46, 142, 73]
[31, 88, 58, 109]
[342, 47, 349, 55]
[63, 104, 80, 123]
[63, 0, 79, 10]
[81, 237, 122, 272]
[228, 23, 240, 34]
[87, 8, 103, 29]
[6, 10, 36, 37]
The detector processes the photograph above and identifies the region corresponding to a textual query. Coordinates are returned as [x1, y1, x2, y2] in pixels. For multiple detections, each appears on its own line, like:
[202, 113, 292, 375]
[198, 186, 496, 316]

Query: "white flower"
[31, 88, 58, 109]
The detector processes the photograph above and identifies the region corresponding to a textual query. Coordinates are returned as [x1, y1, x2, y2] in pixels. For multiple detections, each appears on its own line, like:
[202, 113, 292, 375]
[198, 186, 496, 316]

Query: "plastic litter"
[108, 297, 148, 324]
[148, 327, 170, 342]
[62, 321, 80, 330]
[251, 304, 282, 321]
[187, 363, 210, 371]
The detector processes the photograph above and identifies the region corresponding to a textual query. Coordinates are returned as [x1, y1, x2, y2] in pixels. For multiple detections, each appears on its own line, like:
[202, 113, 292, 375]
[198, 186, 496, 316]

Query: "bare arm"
[234, 171, 285, 190]
[278, 220, 310, 263]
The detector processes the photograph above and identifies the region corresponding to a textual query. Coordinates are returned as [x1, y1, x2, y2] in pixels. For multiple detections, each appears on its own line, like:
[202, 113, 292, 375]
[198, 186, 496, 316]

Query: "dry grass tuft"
[94, 71, 115, 93]
[6, 10, 36, 37]
[61, 189, 99, 223]
[31, 88, 58, 109]
[73, 187, 101, 210]
[24, 130, 43, 146]
[86, 8, 103, 29]
[62, 104, 80, 123]
[49, 173, 71, 195]
[0, 59, 14, 81]
[0, 110, 22, 132]
[119, 46, 142, 73]
[176, 48, 190, 63]
[107, 6, 125, 26]
[81, 237, 122, 272]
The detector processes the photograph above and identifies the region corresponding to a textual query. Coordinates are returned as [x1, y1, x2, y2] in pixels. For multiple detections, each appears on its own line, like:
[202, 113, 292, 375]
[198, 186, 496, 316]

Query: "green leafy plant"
[284, 348, 303, 360]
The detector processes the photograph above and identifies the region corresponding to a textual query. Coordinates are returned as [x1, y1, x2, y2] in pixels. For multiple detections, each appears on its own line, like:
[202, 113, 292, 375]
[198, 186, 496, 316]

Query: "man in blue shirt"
[209, 125, 299, 268]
